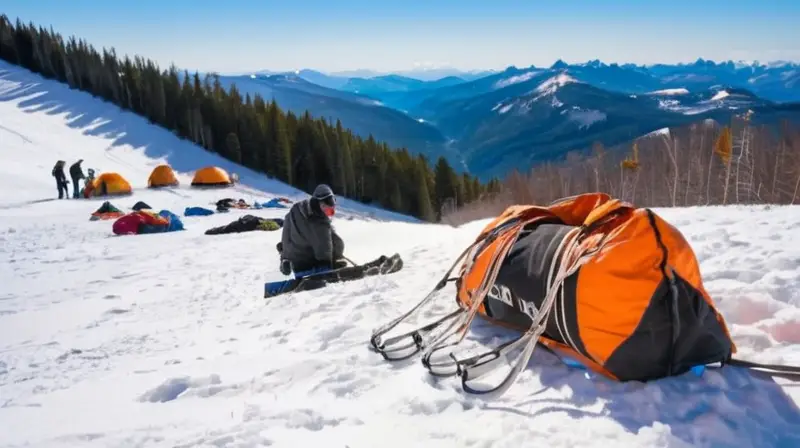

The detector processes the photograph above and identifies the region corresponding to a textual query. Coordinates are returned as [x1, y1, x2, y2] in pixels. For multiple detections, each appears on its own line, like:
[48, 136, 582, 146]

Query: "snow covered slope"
[0, 60, 417, 223]
[2, 61, 800, 448]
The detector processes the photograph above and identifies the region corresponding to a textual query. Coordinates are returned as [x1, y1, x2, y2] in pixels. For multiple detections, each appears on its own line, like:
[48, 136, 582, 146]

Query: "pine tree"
[414, 162, 435, 221]
[225, 132, 241, 164]
[268, 100, 291, 183]
[434, 156, 459, 217]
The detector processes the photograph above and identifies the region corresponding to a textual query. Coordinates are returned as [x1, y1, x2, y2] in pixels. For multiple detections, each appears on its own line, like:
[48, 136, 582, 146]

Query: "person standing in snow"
[69, 159, 85, 199]
[277, 184, 347, 275]
[51, 160, 68, 199]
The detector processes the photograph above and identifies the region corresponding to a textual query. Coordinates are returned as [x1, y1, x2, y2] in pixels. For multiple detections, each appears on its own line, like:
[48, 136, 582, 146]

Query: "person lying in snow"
[278, 184, 346, 275]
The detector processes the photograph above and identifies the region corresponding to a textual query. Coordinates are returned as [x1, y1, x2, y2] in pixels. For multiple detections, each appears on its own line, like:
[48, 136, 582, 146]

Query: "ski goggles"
[318, 194, 336, 216]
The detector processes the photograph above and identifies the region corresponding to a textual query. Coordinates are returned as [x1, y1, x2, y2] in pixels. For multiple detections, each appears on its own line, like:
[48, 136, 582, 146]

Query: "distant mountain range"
[221, 59, 800, 180]
[216, 73, 459, 165]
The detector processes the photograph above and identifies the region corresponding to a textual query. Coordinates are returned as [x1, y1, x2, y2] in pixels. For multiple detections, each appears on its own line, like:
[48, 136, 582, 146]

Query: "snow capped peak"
[494, 70, 543, 89]
[710, 90, 730, 101]
[647, 88, 690, 96]
[534, 73, 577, 95]
[644, 127, 671, 138]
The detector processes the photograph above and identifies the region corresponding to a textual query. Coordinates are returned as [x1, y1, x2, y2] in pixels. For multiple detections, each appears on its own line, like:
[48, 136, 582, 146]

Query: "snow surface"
[2, 61, 800, 448]
[647, 88, 690, 96]
[644, 127, 671, 138]
[492, 101, 515, 115]
[563, 107, 607, 129]
[710, 90, 731, 101]
[534, 73, 578, 95]
[494, 70, 542, 89]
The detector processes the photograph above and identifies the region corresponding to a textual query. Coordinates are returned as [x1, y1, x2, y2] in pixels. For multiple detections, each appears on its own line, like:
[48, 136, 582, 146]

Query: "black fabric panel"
[485, 222, 580, 346]
[604, 274, 733, 381]
[558, 269, 589, 358]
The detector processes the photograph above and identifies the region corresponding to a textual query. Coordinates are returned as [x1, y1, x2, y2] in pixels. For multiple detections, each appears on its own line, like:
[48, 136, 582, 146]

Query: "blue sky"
[5, 0, 800, 74]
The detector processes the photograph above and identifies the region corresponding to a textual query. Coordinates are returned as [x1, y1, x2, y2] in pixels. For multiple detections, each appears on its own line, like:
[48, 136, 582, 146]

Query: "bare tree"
[442, 117, 800, 225]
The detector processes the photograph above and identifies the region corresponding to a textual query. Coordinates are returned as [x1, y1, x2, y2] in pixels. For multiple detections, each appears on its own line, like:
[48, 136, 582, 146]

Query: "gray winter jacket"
[280, 198, 344, 271]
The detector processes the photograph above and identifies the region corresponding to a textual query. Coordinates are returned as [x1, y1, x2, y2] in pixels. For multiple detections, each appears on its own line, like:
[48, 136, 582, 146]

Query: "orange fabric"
[457, 224, 525, 314]
[453, 192, 732, 381]
[546, 192, 614, 226]
[136, 210, 169, 226]
[90, 212, 124, 221]
[574, 209, 665, 365]
[191, 166, 231, 185]
[649, 212, 737, 355]
[456, 193, 615, 313]
[89, 172, 132, 196]
[148, 164, 179, 187]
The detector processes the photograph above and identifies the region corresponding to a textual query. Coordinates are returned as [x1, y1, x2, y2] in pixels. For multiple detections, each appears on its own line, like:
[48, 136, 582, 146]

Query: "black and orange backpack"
[370, 192, 800, 396]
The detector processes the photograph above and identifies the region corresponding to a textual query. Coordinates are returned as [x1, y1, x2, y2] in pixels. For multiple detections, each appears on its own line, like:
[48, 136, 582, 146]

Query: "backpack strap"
[725, 357, 800, 380]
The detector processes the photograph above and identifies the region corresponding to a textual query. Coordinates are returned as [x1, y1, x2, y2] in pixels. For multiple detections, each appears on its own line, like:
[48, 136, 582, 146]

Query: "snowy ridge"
[534, 72, 578, 95]
[494, 69, 542, 89]
[491, 73, 579, 115]
[647, 88, 690, 96]
[1, 61, 800, 447]
[645, 127, 671, 138]
[710, 90, 731, 101]
[652, 86, 765, 117]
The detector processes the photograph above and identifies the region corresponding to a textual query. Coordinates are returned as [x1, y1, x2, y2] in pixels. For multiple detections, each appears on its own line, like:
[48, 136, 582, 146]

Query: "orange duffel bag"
[370, 192, 799, 397]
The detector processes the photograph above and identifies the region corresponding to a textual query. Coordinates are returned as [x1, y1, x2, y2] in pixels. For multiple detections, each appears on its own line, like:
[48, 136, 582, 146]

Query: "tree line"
[0, 15, 500, 221]
[442, 113, 800, 225]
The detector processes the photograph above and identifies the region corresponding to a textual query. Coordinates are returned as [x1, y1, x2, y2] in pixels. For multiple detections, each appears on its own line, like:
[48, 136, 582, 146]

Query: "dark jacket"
[52, 161, 66, 182]
[69, 161, 85, 180]
[280, 198, 344, 271]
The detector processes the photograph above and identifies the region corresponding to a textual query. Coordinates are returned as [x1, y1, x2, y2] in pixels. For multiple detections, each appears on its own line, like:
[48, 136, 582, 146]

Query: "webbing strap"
[726, 357, 800, 380]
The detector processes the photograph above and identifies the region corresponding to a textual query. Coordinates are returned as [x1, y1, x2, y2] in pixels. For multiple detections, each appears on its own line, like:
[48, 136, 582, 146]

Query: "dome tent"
[191, 166, 232, 188]
[84, 172, 132, 198]
[148, 164, 179, 188]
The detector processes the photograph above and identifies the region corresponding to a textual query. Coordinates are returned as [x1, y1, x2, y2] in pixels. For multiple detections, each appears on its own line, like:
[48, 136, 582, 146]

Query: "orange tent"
[84, 172, 132, 197]
[191, 166, 232, 187]
[148, 164, 179, 188]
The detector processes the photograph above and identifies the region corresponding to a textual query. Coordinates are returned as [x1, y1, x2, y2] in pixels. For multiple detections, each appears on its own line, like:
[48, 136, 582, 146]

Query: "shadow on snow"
[427, 319, 800, 447]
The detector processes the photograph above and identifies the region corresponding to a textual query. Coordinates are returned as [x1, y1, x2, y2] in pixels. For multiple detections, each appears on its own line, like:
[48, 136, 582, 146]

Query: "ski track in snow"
[1, 63, 800, 448]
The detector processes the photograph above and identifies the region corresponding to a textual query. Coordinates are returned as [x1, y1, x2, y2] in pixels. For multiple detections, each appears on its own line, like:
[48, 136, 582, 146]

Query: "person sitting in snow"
[278, 184, 346, 275]
[81, 168, 95, 196]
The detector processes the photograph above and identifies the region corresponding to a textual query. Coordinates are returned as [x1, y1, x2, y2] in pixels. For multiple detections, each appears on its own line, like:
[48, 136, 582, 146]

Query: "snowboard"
[264, 253, 404, 298]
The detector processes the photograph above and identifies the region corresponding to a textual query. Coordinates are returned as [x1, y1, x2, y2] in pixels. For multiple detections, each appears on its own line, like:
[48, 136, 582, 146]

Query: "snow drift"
[0, 60, 799, 448]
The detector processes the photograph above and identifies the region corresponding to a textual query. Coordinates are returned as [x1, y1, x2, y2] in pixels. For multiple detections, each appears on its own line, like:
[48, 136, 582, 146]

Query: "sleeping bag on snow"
[205, 215, 284, 235]
[262, 197, 292, 209]
[184, 206, 214, 216]
[90, 201, 124, 221]
[112, 210, 183, 235]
